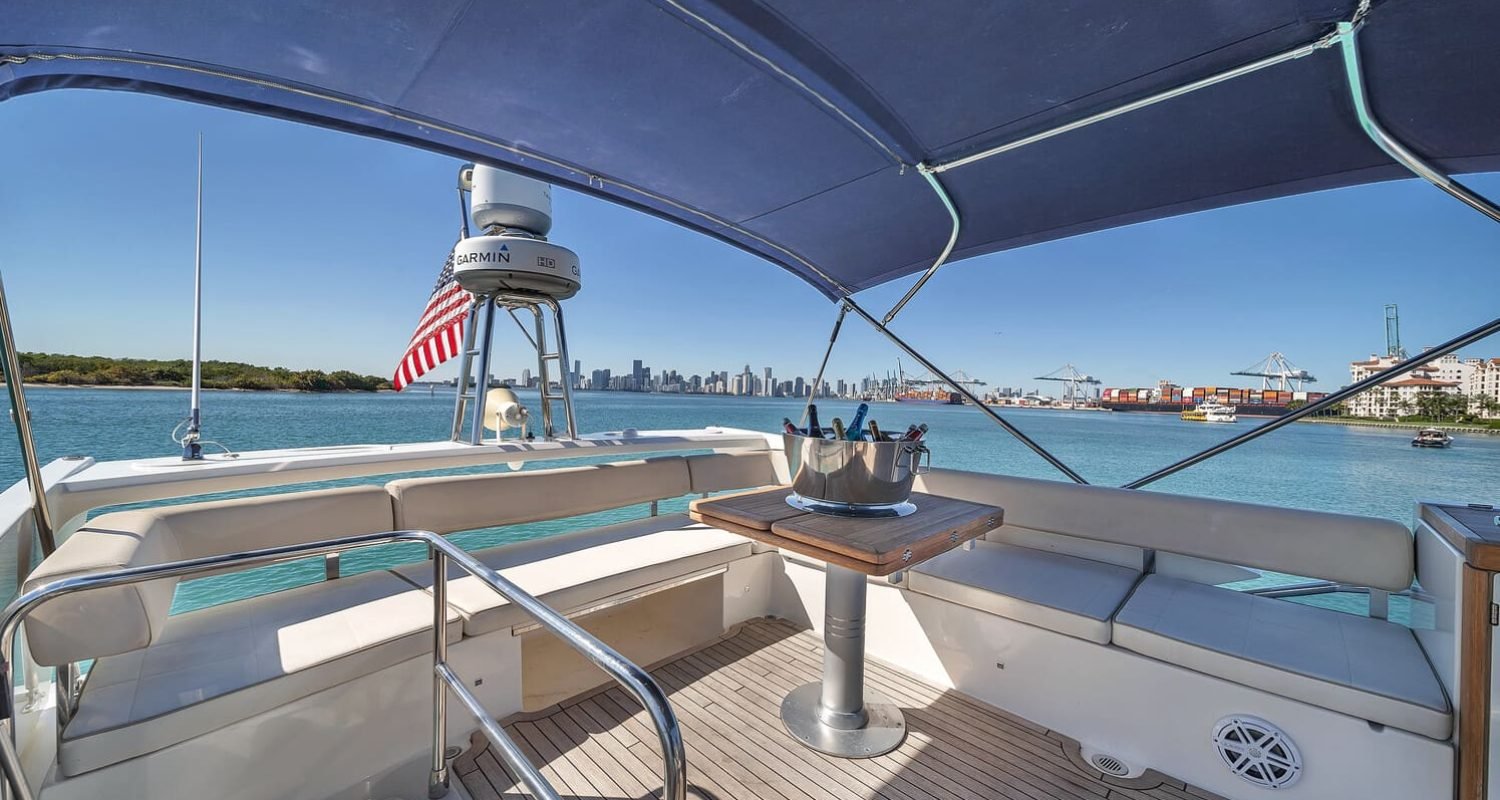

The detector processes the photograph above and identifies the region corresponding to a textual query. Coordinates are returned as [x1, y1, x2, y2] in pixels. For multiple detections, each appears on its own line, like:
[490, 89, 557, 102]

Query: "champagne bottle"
[831, 417, 846, 440]
[846, 402, 870, 441]
[782, 417, 800, 435]
[901, 422, 929, 441]
[867, 419, 883, 441]
[806, 404, 822, 438]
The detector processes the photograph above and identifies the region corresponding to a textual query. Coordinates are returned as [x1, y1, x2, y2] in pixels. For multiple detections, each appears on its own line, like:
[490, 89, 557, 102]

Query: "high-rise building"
[632, 359, 644, 390]
[793, 376, 805, 397]
[1348, 352, 1464, 418]
[763, 367, 773, 397]
[572, 359, 582, 389]
[520, 368, 532, 388]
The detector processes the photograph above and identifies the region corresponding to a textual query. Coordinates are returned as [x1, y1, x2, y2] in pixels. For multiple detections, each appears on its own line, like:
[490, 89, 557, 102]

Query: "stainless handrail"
[0, 529, 688, 800]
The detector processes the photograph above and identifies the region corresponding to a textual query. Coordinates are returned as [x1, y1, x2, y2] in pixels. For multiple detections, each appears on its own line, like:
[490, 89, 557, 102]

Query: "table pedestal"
[780, 565, 906, 758]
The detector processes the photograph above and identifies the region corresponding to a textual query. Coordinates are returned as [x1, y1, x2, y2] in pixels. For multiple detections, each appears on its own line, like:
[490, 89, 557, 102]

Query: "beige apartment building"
[1348, 352, 1500, 418]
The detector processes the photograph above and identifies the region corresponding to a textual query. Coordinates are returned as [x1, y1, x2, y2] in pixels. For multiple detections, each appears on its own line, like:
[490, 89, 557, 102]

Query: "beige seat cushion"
[908, 541, 1141, 643]
[684, 452, 780, 494]
[387, 458, 692, 534]
[394, 514, 752, 637]
[25, 485, 397, 667]
[914, 468, 1415, 591]
[61, 570, 461, 777]
[1113, 575, 1451, 740]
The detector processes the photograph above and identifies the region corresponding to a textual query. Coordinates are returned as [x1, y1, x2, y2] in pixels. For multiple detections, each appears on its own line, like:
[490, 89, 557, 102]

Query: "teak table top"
[690, 487, 1003, 577]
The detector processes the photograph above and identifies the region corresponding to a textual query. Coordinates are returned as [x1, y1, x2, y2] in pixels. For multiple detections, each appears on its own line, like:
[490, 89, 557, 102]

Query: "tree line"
[6, 353, 391, 392]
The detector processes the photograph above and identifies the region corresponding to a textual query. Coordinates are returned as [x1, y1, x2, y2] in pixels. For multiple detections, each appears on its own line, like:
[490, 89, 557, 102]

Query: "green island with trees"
[8, 353, 392, 392]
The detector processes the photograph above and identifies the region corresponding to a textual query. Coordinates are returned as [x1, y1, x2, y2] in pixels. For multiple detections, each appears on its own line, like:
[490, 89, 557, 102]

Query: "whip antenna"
[182, 133, 205, 460]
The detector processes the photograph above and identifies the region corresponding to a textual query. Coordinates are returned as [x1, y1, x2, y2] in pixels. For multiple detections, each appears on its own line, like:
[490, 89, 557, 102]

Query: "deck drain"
[1212, 715, 1302, 789]
[1080, 745, 1140, 778]
[1090, 753, 1130, 777]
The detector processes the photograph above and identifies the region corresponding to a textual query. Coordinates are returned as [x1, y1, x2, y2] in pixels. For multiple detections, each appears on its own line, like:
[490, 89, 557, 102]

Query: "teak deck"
[455, 619, 1219, 800]
[690, 488, 1002, 576]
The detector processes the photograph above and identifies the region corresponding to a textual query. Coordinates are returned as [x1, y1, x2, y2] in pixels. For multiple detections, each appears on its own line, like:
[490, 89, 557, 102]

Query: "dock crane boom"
[1231, 352, 1317, 391]
[1035, 364, 1102, 409]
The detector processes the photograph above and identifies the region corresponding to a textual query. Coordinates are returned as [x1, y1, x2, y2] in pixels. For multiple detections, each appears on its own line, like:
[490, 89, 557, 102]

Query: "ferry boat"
[1412, 428, 1455, 448]
[1181, 401, 1239, 423]
[1, 4, 1498, 800]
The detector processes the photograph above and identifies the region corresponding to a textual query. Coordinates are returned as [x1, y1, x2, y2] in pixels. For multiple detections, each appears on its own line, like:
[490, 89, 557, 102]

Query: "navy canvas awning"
[2, 0, 1496, 299]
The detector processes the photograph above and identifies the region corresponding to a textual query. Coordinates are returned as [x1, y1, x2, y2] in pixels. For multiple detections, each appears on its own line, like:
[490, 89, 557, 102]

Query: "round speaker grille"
[1212, 716, 1302, 789]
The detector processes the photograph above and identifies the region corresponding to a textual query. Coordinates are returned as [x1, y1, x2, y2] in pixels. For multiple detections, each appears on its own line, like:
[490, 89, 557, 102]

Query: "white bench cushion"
[26, 486, 397, 667]
[1113, 575, 1451, 739]
[387, 458, 691, 534]
[62, 570, 461, 777]
[394, 514, 753, 637]
[908, 541, 1141, 643]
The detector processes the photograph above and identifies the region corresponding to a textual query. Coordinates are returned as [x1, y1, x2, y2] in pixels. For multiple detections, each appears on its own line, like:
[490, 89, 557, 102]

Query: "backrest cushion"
[24, 510, 180, 666]
[23, 486, 396, 666]
[914, 468, 1413, 591]
[388, 457, 692, 534]
[685, 452, 781, 494]
[156, 485, 396, 560]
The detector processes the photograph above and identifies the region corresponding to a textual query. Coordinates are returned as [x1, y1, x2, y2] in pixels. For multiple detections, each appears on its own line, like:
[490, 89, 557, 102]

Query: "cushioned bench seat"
[394, 513, 753, 637]
[908, 541, 1142, 643]
[61, 570, 462, 777]
[1113, 575, 1451, 739]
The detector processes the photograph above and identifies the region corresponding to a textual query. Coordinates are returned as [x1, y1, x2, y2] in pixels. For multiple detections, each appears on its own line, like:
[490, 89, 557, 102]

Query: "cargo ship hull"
[1103, 402, 1286, 417]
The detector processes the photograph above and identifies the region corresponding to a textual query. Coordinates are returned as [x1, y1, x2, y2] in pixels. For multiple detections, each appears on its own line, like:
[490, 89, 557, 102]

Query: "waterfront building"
[1348, 352, 1463, 418]
[793, 376, 805, 397]
[1469, 358, 1500, 418]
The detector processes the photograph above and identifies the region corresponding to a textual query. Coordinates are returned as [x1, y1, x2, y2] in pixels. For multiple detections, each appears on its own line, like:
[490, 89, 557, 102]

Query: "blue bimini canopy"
[2, 0, 1497, 299]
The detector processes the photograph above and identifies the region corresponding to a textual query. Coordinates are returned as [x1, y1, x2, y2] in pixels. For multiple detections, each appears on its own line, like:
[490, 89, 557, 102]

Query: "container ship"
[894, 387, 963, 405]
[1100, 385, 1327, 416]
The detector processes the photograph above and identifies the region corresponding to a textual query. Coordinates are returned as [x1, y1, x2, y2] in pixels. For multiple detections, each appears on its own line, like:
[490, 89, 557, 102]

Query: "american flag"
[392, 248, 472, 391]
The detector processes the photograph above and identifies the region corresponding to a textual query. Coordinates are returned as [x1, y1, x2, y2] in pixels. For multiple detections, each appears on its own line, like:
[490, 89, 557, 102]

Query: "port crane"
[1034, 364, 1101, 409]
[1231, 352, 1317, 391]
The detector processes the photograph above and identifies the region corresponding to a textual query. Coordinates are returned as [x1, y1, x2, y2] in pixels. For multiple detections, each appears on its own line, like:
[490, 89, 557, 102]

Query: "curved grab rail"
[0, 529, 688, 800]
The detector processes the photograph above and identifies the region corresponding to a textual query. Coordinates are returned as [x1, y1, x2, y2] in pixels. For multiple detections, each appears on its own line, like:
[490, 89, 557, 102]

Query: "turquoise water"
[3, 386, 1497, 614]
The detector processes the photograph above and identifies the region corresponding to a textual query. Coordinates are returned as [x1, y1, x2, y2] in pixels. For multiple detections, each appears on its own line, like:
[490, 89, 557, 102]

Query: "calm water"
[2, 387, 1496, 612]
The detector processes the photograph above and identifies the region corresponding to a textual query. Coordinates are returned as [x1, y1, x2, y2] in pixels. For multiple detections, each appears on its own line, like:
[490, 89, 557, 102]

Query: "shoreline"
[11, 383, 390, 394]
[1298, 417, 1500, 435]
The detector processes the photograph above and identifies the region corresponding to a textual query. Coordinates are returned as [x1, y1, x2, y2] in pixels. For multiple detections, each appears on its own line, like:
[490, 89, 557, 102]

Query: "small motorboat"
[1412, 427, 1455, 448]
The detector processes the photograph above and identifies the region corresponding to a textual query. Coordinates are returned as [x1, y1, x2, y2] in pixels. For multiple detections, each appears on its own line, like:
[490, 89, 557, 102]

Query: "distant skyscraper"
[572, 359, 581, 389]
[632, 359, 644, 390]
[521, 368, 532, 388]
[794, 376, 805, 397]
[763, 367, 773, 397]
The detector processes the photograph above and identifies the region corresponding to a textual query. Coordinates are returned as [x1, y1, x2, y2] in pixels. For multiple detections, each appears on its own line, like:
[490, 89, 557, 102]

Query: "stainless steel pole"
[0, 273, 54, 555]
[450, 295, 482, 442]
[1124, 315, 1500, 489]
[819, 566, 868, 729]
[546, 298, 579, 438]
[800, 305, 847, 425]
[882, 169, 959, 324]
[531, 305, 554, 438]
[428, 547, 450, 799]
[842, 298, 1089, 484]
[466, 296, 497, 445]
[1338, 22, 1500, 224]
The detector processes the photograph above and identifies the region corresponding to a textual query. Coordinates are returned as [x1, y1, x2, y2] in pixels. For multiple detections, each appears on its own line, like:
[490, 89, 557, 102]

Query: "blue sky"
[2, 89, 1497, 392]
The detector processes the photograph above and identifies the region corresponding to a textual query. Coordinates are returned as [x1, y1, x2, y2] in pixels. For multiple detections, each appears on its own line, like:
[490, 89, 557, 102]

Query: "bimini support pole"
[800, 305, 847, 425]
[1338, 21, 1500, 223]
[1124, 314, 1500, 489]
[0, 273, 55, 557]
[882, 169, 960, 325]
[842, 298, 1089, 485]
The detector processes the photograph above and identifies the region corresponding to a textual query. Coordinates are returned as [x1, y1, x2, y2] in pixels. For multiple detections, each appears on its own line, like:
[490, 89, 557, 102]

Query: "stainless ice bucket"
[783, 433, 930, 517]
